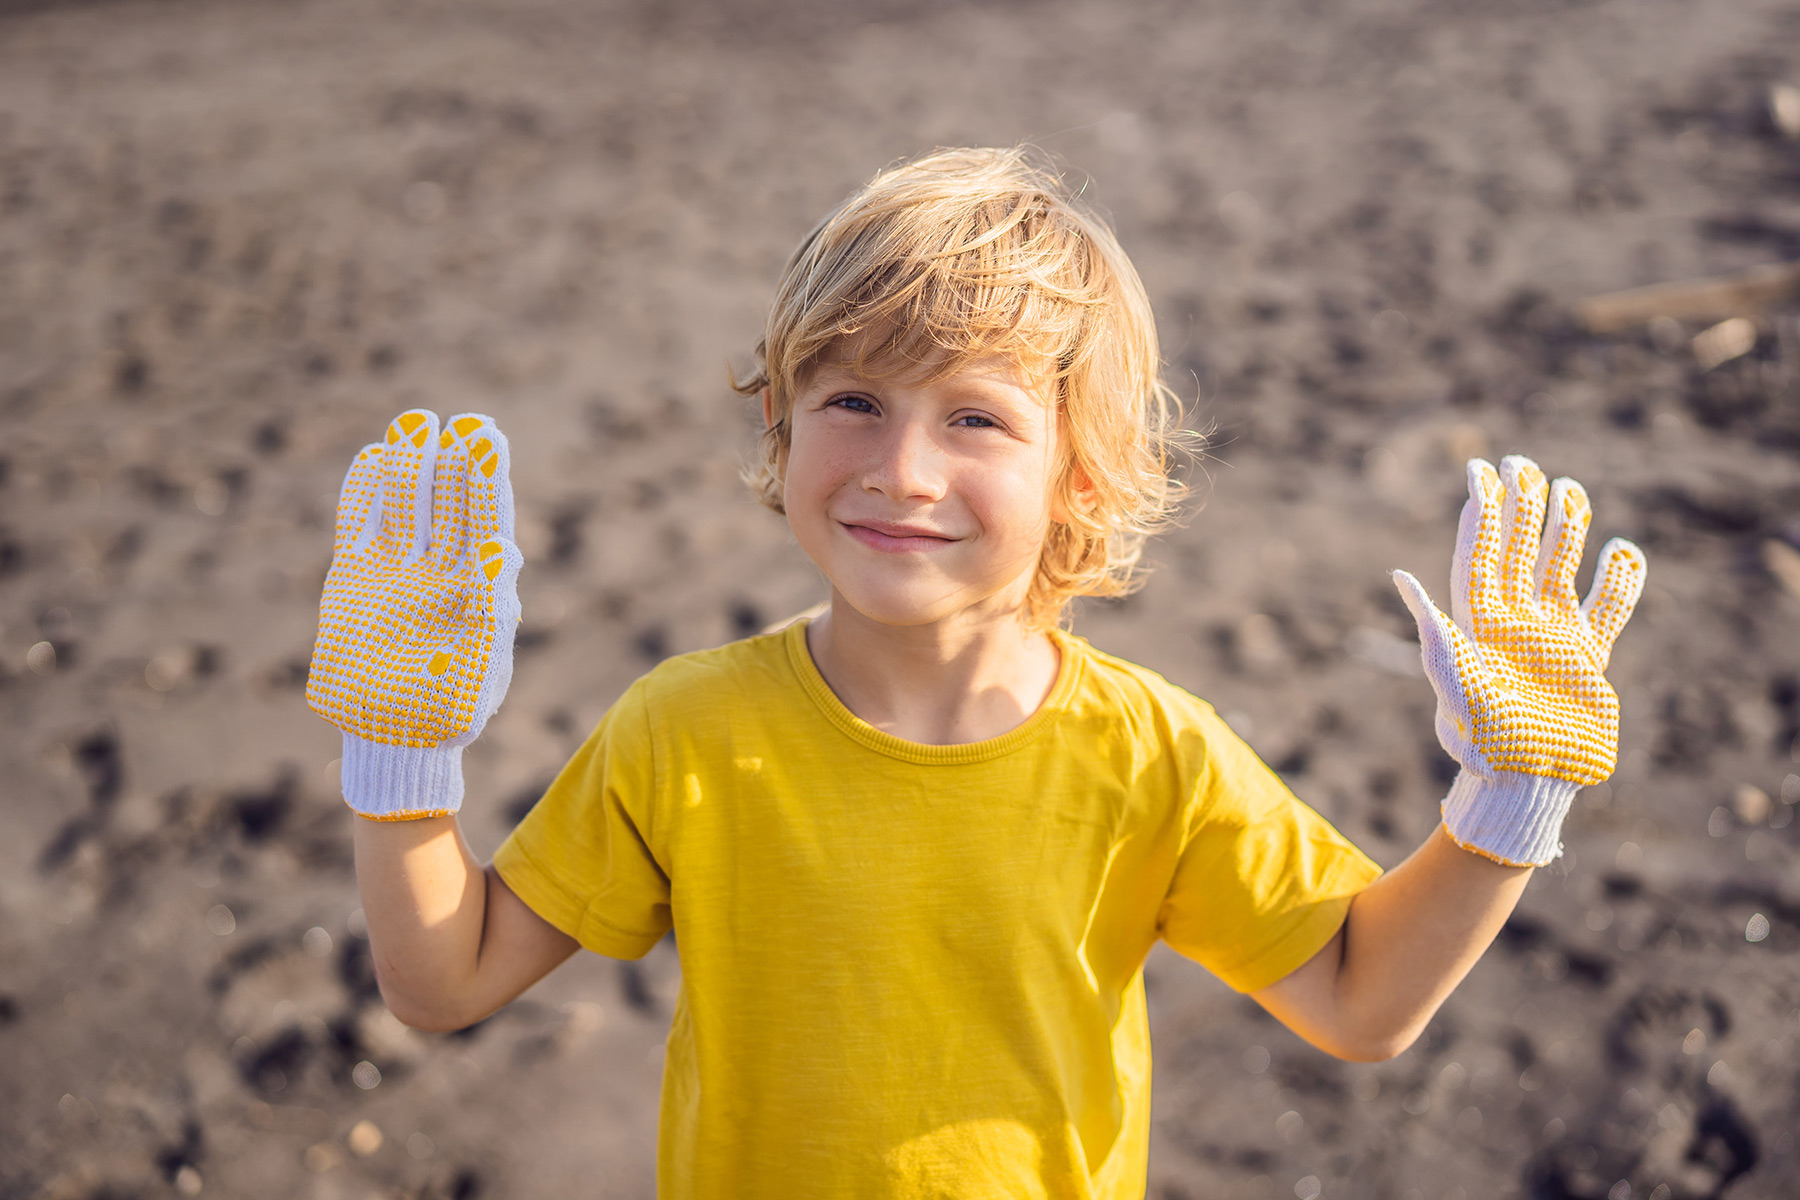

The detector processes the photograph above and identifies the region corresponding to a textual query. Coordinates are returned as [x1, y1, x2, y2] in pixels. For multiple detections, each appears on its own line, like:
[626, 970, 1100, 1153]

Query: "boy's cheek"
[780, 469, 829, 530]
[781, 493, 840, 569]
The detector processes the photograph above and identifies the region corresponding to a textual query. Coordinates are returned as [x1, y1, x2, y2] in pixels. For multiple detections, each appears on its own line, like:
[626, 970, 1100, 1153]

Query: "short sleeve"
[1158, 708, 1382, 993]
[493, 680, 672, 959]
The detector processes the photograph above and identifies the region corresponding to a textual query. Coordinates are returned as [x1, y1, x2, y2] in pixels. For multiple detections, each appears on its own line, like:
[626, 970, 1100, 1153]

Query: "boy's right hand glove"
[306, 410, 524, 820]
[1391, 455, 1647, 867]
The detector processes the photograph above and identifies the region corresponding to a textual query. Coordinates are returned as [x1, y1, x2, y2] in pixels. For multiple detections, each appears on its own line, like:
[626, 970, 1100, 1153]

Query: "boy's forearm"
[1256, 824, 1531, 1061]
[353, 816, 491, 1030]
[353, 815, 580, 1032]
[1332, 825, 1531, 1056]
[353, 813, 583, 1033]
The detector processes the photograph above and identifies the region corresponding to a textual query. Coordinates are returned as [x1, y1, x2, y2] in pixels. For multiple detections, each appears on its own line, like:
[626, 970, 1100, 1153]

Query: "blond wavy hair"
[734, 146, 1188, 629]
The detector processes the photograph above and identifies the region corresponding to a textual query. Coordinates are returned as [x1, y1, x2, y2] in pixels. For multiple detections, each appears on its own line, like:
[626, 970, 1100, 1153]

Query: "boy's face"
[773, 345, 1065, 630]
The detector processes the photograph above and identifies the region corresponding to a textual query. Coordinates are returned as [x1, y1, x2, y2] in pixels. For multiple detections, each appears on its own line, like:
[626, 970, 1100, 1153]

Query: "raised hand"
[307, 410, 524, 818]
[1391, 455, 1646, 867]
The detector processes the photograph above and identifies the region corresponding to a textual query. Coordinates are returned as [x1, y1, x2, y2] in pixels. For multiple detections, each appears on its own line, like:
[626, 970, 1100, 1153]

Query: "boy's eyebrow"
[806, 366, 1051, 411]
[813, 346, 1051, 388]
[942, 377, 1051, 409]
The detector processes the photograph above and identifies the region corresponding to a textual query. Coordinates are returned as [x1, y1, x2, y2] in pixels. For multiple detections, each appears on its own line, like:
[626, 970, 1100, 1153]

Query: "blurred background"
[3, 0, 1799, 1197]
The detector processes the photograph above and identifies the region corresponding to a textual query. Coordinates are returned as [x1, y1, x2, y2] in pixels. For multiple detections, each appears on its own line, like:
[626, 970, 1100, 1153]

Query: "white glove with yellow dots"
[1392, 455, 1647, 867]
[306, 410, 523, 819]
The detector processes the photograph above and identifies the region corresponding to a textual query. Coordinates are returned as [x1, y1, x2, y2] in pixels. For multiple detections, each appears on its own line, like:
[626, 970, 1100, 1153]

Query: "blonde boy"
[309, 147, 1647, 1197]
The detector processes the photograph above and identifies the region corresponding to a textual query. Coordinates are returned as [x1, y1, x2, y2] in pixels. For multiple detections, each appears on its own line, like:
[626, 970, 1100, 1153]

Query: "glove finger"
[464, 419, 515, 547]
[1497, 455, 1547, 610]
[1450, 458, 1502, 632]
[431, 414, 489, 570]
[1393, 569, 1475, 729]
[424, 535, 523, 744]
[379, 409, 439, 565]
[1580, 537, 1648, 667]
[333, 442, 386, 561]
[473, 534, 525, 604]
[1534, 476, 1591, 618]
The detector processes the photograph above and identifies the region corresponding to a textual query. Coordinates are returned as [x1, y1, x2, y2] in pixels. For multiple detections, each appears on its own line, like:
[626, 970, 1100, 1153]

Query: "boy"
[306, 147, 1647, 1197]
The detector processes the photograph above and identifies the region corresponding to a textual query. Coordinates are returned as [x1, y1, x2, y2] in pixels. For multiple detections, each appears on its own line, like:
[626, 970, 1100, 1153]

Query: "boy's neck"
[804, 597, 1062, 747]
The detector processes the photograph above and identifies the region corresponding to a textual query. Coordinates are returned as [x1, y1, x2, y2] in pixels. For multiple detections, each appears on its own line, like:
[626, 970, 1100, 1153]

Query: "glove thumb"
[1393, 568, 1480, 767]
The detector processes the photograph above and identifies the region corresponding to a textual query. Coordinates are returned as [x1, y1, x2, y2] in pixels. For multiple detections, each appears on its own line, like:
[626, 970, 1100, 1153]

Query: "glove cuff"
[1440, 768, 1580, 868]
[340, 733, 464, 820]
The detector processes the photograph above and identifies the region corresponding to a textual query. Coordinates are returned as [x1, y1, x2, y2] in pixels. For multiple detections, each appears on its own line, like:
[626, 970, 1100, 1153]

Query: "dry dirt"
[4, 0, 1800, 1197]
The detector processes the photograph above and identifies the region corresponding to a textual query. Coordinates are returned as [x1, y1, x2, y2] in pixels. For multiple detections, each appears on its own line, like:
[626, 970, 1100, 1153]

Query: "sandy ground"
[3, 0, 1800, 1196]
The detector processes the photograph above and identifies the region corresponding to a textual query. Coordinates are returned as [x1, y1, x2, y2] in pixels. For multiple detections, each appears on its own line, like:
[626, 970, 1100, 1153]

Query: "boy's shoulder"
[626, 625, 801, 714]
[1058, 632, 1223, 732]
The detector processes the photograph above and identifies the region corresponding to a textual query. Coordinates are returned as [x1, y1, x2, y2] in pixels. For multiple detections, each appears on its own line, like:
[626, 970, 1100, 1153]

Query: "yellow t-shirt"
[494, 621, 1381, 1199]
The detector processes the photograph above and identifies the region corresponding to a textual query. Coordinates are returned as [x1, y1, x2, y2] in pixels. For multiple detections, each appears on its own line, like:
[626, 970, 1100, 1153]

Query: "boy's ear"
[761, 386, 775, 430]
[1052, 464, 1098, 525]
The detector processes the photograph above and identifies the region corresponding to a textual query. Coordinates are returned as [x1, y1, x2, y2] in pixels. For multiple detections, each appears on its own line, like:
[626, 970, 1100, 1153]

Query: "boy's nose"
[863, 419, 947, 502]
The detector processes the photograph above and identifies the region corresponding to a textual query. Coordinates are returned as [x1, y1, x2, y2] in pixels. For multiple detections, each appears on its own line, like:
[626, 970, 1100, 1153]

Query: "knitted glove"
[306, 410, 524, 819]
[1391, 455, 1646, 867]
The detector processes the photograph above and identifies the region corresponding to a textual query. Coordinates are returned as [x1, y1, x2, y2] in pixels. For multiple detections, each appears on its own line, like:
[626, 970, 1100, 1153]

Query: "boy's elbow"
[388, 1001, 473, 1035]
[1334, 1034, 1412, 1064]
[376, 975, 486, 1035]
[1321, 1024, 1420, 1063]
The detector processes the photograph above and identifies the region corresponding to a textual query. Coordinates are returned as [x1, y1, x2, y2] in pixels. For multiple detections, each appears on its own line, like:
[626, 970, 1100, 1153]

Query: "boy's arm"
[354, 816, 577, 1033]
[308, 410, 573, 1031]
[1251, 827, 1529, 1061]
[1255, 455, 1645, 1061]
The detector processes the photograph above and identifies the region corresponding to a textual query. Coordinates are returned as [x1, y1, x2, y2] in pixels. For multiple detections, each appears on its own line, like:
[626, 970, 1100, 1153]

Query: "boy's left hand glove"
[1392, 455, 1647, 867]
[306, 410, 523, 819]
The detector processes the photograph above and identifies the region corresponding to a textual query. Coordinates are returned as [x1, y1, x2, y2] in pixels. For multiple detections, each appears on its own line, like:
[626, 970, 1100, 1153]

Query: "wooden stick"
[1575, 261, 1800, 334]
[1766, 539, 1800, 603]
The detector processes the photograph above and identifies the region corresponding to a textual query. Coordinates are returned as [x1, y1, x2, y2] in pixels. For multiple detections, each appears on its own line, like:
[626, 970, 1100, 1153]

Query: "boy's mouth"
[840, 518, 958, 552]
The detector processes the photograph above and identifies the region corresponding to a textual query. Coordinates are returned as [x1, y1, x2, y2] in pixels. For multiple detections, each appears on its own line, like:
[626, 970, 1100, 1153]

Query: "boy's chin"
[827, 584, 1027, 631]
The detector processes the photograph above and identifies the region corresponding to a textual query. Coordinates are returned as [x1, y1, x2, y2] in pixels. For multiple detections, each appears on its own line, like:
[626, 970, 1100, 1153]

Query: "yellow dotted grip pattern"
[306, 410, 521, 748]
[1395, 455, 1647, 785]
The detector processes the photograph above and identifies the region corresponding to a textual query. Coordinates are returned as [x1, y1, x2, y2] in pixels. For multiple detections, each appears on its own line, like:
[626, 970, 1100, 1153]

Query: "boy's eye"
[954, 413, 998, 429]
[829, 394, 877, 414]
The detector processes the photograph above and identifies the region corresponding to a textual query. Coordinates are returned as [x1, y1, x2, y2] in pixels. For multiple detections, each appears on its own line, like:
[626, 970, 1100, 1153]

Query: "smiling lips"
[840, 518, 960, 552]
